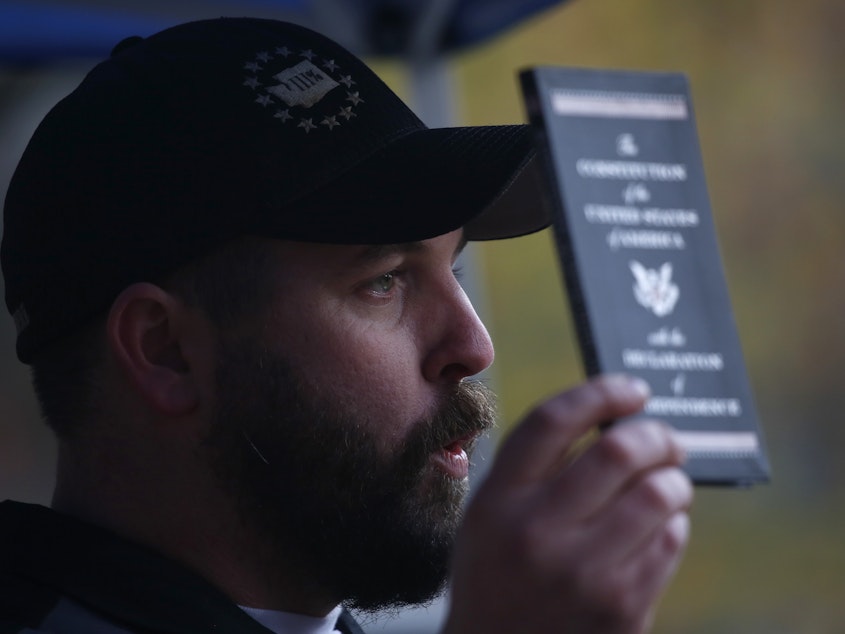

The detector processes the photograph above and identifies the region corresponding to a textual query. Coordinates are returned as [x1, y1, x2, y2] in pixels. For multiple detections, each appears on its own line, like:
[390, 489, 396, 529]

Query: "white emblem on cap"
[267, 60, 339, 108]
[244, 46, 362, 132]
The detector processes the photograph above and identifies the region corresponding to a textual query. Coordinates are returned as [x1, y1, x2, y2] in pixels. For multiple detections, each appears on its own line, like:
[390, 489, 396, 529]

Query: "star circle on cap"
[338, 106, 356, 120]
[243, 44, 363, 133]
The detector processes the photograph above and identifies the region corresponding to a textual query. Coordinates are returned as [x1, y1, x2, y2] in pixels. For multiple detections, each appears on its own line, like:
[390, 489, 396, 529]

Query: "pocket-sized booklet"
[520, 66, 770, 486]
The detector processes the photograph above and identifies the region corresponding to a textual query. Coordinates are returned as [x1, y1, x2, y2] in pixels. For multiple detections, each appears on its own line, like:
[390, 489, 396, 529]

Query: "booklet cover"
[520, 66, 770, 485]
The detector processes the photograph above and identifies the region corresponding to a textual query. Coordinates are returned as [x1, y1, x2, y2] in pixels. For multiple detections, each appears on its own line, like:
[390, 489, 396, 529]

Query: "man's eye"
[370, 272, 396, 294]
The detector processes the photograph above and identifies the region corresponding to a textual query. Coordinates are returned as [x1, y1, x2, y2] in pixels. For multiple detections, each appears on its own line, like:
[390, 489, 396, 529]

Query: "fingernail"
[667, 512, 691, 548]
[628, 375, 651, 400]
[604, 374, 651, 400]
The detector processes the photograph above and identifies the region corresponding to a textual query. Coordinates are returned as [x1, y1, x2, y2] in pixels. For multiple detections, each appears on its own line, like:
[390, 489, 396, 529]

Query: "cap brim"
[267, 124, 551, 244]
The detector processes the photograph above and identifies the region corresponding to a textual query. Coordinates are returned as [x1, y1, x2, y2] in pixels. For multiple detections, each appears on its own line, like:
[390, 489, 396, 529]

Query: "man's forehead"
[272, 230, 467, 266]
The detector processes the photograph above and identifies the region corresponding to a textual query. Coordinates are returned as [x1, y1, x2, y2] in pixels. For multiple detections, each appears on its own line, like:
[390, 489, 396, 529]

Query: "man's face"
[205, 230, 497, 612]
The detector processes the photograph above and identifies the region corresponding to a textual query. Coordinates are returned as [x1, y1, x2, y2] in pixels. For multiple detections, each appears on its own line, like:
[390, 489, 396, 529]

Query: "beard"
[204, 334, 496, 613]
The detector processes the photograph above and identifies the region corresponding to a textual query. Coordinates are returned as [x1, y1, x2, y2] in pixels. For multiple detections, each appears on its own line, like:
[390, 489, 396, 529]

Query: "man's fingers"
[615, 510, 691, 624]
[582, 510, 691, 634]
[549, 420, 687, 521]
[489, 374, 652, 487]
[575, 465, 693, 567]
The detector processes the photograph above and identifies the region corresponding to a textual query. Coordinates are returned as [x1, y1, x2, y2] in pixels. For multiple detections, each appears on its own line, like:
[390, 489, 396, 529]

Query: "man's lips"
[432, 433, 477, 479]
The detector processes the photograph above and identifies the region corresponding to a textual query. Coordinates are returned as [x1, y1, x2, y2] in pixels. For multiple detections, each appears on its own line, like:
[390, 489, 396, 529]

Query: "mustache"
[407, 379, 498, 463]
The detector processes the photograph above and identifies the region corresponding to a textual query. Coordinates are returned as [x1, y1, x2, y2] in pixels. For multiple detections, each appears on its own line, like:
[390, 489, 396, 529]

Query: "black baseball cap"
[2, 17, 549, 364]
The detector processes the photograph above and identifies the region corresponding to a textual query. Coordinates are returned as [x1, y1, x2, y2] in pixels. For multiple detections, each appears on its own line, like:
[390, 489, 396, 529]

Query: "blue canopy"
[0, 0, 568, 64]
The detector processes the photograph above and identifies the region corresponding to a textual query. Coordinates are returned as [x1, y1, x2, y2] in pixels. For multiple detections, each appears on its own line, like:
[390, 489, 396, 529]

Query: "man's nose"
[421, 279, 495, 385]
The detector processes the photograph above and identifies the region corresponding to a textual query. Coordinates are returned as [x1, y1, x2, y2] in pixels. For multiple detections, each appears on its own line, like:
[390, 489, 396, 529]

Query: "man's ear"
[106, 283, 209, 416]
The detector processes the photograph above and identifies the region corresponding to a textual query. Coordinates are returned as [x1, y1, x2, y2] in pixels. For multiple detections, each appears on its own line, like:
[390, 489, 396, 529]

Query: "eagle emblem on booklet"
[520, 66, 770, 486]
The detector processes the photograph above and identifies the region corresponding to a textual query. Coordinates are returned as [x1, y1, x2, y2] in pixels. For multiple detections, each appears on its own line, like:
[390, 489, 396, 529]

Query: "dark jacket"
[0, 501, 364, 634]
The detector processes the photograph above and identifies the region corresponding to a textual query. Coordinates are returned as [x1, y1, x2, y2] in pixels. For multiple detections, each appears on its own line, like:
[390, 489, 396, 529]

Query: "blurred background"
[2, 1, 844, 633]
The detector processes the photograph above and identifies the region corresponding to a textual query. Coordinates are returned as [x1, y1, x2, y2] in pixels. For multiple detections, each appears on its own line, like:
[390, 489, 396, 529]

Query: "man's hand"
[443, 375, 692, 634]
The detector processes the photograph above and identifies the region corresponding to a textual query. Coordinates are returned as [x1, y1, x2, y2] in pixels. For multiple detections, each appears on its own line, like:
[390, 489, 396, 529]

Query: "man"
[0, 17, 692, 634]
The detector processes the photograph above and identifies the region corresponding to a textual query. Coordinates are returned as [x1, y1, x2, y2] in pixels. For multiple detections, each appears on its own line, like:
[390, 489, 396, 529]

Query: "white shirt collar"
[240, 604, 344, 634]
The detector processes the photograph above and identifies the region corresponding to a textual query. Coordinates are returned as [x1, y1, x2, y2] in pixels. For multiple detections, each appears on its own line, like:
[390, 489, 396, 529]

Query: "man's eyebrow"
[355, 234, 468, 265]
[356, 241, 426, 264]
